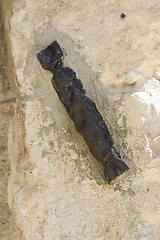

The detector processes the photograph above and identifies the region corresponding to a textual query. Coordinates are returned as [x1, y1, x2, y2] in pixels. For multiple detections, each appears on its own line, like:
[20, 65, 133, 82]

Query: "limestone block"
[8, 0, 160, 239]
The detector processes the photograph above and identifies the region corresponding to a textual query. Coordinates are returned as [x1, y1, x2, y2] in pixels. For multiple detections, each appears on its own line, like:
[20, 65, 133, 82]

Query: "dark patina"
[37, 41, 129, 182]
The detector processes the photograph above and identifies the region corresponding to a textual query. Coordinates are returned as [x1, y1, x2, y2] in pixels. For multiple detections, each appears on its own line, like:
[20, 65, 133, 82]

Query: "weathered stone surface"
[0, 102, 22, 240]
[0, 1, 22, 239]
[7, 0, 160, 239]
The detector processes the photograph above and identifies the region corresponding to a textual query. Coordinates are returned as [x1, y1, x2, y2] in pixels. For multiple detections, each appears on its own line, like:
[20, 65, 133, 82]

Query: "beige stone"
[6, 0, 160, 239]
[0, 0, 22, 238]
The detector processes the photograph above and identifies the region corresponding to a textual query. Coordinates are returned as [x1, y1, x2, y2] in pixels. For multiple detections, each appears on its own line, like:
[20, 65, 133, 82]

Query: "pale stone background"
[1, 0, 160, 239]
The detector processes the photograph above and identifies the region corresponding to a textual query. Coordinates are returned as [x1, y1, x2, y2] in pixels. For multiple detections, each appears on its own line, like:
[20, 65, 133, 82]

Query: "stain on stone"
[121, 13, 126, 18]
[37, 41, 129, 183]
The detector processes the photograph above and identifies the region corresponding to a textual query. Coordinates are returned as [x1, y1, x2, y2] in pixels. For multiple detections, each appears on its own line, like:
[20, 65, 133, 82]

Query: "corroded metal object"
[37, 41, 129, 182]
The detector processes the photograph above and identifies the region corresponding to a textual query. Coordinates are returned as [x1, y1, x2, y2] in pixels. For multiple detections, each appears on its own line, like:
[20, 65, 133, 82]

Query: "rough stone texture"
[0, 1, 8, 92]
[0, 1, 22, 239]
[0, 102, 22, 240]
[7, 0, 160, 239]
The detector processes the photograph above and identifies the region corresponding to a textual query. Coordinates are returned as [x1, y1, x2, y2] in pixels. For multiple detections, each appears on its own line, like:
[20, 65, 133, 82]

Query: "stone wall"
[0, 0, 21, 239]
[5, 0, 160, 239]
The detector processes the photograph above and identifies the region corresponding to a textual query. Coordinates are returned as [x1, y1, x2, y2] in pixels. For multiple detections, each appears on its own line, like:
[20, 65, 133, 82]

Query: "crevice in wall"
[0, 0, 21, 239]
[1, 0, 17, 90]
